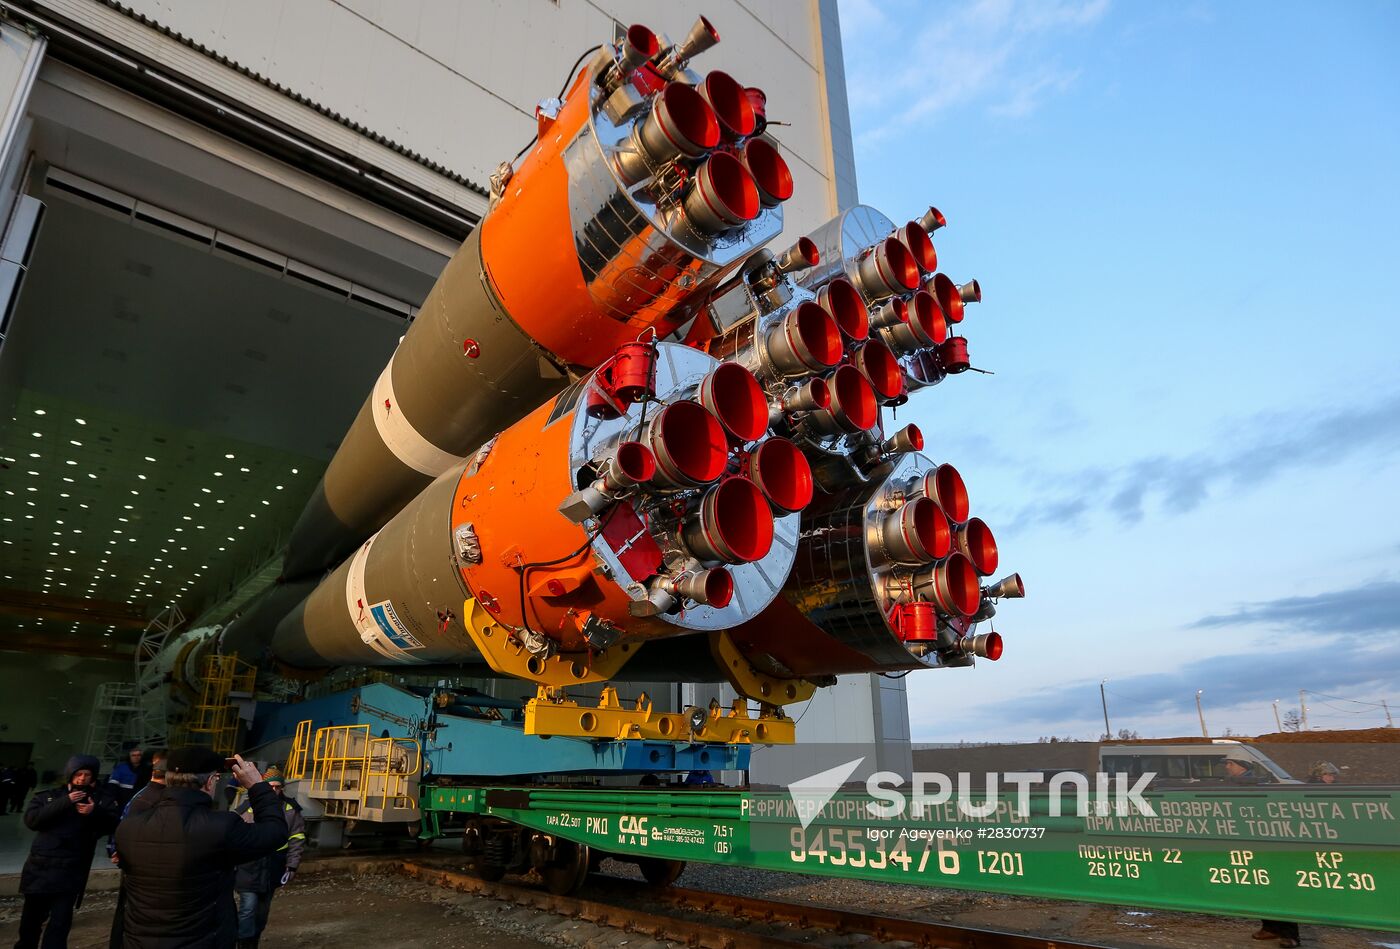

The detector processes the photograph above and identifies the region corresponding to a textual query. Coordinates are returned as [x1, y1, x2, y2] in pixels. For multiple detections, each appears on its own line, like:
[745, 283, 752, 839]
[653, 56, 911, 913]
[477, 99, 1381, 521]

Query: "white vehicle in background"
[1100, 740, 1302, 786]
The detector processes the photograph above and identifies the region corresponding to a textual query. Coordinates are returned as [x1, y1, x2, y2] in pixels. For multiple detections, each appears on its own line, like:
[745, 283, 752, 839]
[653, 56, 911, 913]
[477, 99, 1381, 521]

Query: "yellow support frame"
[524, 686, 796, 744]
[459, 596, 637, 687]
[187, 654, 256, 755]
[286, 719, 313, 780]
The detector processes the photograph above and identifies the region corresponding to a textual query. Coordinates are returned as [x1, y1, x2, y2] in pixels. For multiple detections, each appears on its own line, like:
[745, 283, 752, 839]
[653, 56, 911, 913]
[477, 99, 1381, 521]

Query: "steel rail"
[392, 858, 1111, 949]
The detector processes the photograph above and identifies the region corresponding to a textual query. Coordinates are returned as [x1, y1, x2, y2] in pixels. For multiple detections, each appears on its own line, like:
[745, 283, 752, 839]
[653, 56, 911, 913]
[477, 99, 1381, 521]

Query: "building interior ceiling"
[0, 187, 411, 659]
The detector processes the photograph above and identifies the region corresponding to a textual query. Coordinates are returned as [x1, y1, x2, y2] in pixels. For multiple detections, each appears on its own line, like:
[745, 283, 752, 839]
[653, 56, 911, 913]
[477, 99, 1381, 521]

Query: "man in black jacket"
[17, 753, 121, 948]
[116, 748, 287, 949]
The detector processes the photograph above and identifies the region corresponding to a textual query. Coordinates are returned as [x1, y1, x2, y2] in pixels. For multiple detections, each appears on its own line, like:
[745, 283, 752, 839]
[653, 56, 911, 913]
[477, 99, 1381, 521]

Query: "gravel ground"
[3, 858, 1394, 949]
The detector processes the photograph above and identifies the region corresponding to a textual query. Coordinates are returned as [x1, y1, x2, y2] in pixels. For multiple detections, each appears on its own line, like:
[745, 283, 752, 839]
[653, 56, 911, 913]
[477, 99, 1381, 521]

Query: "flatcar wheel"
[542, 842, 590, 896]
[636, 856, 686, 887]
[468, 857, 507, 882]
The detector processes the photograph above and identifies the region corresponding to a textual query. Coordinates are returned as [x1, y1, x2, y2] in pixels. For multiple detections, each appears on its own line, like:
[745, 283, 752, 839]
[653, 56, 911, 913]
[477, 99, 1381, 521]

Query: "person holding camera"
[16, 753, 121, 948]
[115, 748, 287, 949]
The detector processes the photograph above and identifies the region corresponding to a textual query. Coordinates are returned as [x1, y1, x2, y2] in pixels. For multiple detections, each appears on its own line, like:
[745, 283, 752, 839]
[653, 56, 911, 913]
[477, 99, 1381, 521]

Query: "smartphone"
[224, 758, 238, 769]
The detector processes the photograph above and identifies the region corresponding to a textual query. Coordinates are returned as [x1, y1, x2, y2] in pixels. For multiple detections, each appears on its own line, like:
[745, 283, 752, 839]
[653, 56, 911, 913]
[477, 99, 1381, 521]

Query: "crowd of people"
[11, 746, 302, 949]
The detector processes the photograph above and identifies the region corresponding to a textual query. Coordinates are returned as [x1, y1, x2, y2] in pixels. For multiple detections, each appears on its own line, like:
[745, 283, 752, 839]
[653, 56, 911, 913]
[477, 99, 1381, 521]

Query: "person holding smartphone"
[115, 748, 287, 949]
[16, 753, 121, 948]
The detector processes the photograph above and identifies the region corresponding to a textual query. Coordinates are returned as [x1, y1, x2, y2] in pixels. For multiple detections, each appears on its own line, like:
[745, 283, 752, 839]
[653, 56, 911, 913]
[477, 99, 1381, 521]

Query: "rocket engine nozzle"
[558, 441, 657, 523]
[897, 221, 938, 275]
[869, 296, 907, 331]
[771, 377, 830, 428]
[805, 364, 879, 435]
[956, 631, 1003, 661]
[645, 400, 729, 489]
[763, 301, 843, 378]
[674, 566, 735, 608]
[745, 436, 814, 514]
[682, 151, 762, 234]
[674, 15, 721, 68]
[682, 476, 776, 564]
[619, 24, 661, 76]
[918, 463, 970, 524]
[697, 362, 769, 443]
[775, 236, 819, 275]
[815, 278, 870, 344]
[741, 138, 793, 208]
[929, 272, 965, 324]
[880, 423, 923, 456]
[953, 516, 999, 576]
[881, 290, 947, 357]
[880, 496, 951, 565]
[700, 71, 757, 141]
[914, 551, 981, 617]
[617, 82, 720, 184]
[920, 206, 948, 233]
[984, 573, 1025, 599]
[853, 337, 905, 404]
[856, 237, 920, 300]
[960, 279, 982, 304]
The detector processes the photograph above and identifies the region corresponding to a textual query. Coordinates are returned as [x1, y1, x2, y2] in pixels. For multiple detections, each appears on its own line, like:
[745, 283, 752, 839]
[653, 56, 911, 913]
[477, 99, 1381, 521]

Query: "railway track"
[392, 858, 1109, 949]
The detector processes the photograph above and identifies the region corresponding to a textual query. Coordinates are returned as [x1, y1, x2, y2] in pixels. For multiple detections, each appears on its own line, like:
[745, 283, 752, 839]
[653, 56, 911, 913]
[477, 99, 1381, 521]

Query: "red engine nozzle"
[929, 272, 965, 324]
[915, 551, 981, 617]
[682, 150, 761, 234]
[645, 400, 729, 489]
[881, 423, 923, 455]
[603, 441, 656, 491]
[869, 296, 907, 331]
[953, 516, 999, 576]
[960, 279, 982, 304]
[670, 566, 734, 608]
[880, 496, 951, 564]
[857, 237, 920, 299]
[852, 336, 905, 403]
[960, 631, 1003, 661]
[775, 236, 819, 274]
[745, 436, 814, 514]
[701, 71, 757, 141]
[815, 278, 869, 344]
[805, 364, 879, 435]
[698, 362, 769, 443]
[741, 138, 792, 208]
[763, 301, 843, 378]
[920, 462, 970, 524]
[898, 221, 938, 274]
[682, 476, 776, 564]
[674, 16, 721, 66]
[638, 82, 719, 165]
[920, 206, 947, 233]
[619, 24, 660, 76]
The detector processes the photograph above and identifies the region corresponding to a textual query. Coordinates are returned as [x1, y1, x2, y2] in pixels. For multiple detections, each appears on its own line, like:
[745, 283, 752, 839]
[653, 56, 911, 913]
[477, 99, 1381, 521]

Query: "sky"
[834, 0, 1400, 742]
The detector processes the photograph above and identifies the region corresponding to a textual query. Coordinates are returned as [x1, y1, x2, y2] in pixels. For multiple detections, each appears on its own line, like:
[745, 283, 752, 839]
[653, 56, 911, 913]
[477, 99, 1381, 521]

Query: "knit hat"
[65, 754, 100, 781]
[262, 765, 283, 784]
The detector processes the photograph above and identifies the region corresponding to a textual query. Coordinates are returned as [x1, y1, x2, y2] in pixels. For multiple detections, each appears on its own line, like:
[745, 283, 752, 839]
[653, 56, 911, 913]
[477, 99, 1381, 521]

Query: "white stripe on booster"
[371, 356, 467, 476]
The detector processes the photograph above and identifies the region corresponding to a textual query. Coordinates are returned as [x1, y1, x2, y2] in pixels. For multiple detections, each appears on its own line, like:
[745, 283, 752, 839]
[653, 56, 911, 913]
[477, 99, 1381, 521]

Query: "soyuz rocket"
[217, 16, 1023, 720]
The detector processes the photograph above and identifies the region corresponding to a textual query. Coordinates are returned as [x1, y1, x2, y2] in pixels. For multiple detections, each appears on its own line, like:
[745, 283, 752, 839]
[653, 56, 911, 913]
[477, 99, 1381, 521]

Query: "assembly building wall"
[107, 0, 850, 236]
[0, 653, 127, 779]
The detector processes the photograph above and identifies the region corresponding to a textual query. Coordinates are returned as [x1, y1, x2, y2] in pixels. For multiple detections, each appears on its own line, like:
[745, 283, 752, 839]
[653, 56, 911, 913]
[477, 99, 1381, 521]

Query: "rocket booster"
[281, 20, 790, 581]
[242, 14, 1019, 708]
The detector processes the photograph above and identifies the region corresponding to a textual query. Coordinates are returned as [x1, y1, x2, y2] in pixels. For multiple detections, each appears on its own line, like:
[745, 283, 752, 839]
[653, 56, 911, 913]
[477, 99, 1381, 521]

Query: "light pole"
[1272, 699, 1282, 732]
[1100, 679, 1112, 740]
[1196, 689, 1209, 739]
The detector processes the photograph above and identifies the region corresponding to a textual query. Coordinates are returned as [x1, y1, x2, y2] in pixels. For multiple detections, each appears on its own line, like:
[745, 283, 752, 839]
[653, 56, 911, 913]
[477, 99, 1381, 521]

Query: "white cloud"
[841, 0, 1111, 145]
